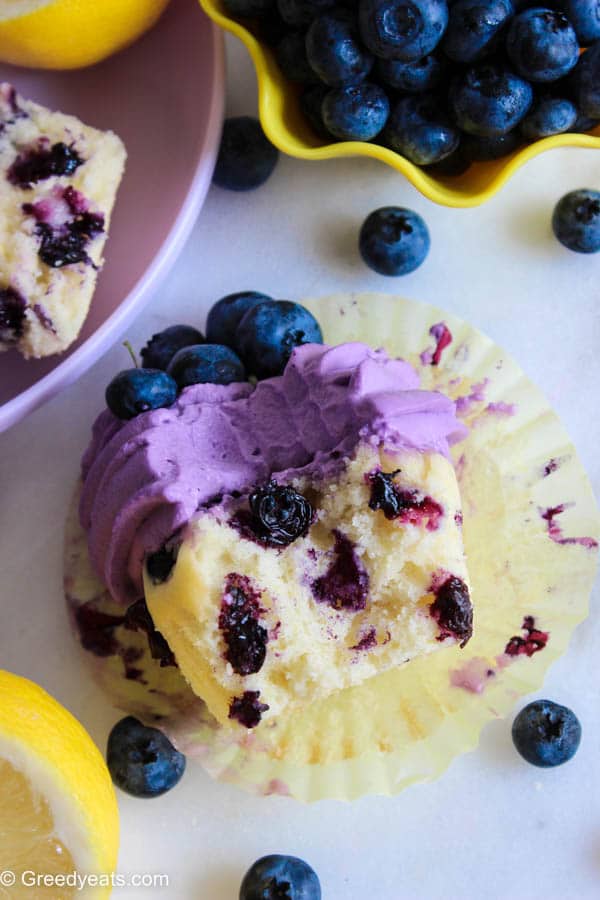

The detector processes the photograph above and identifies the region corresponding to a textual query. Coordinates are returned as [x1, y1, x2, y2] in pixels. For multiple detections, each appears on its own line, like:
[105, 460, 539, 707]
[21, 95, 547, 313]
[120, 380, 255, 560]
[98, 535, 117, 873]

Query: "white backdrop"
[1, 34, 599, 900]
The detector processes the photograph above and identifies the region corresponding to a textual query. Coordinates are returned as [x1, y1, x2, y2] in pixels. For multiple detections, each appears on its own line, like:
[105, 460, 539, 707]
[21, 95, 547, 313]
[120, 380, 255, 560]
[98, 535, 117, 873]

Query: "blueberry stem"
[123, 341, 139, 369]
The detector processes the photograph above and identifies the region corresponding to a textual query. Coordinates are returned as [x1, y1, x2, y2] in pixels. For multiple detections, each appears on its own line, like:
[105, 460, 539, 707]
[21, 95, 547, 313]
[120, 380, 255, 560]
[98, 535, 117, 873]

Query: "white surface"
[1, 36, 600, 900]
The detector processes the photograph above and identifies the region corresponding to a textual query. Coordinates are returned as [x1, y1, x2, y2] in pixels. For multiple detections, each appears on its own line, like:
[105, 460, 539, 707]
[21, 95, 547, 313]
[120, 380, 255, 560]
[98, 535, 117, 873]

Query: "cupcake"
[65, 292, 599, 800]
[0, 83, 126, 358]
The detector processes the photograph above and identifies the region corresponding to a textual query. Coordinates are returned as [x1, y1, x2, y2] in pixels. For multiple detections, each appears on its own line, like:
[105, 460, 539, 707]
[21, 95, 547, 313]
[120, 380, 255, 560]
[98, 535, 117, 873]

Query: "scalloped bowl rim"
[201, 0, 600, 209]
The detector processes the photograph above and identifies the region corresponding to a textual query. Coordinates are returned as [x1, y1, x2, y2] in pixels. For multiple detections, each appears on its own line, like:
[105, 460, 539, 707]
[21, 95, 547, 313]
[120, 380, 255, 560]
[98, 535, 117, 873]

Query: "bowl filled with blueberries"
[200, 0, 600, 206]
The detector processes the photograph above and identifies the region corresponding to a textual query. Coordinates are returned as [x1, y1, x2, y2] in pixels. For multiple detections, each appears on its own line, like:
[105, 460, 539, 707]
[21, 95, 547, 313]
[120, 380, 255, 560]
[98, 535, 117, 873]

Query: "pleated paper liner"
[64, 293, 599, 802]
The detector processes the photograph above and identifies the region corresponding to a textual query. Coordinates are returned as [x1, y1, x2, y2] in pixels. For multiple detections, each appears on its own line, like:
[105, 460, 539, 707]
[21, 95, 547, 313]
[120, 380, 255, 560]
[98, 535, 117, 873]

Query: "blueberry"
[277, 0, 335, 26]
[462, 129, 522, 159]
[141, 325, 205, 371]
[425, 143, 472, 175]
[167, 344, 246, 388]
[222, 0, 275, 14]
[506, 8, 579, 82]
[322, 82, 390, 140]
[429, 575, 473, 646]
[442, 0, 514, 62]
[213, 117, 279, 191]
[235, 299, 323, 378]
[105, 368, 178, 420]
[358, 0, 449, 61]
[552, 189, 600, 253]
[240, 855, 322, 900]
[571, 41, 600, 119]
[8, 142, 83, 188]
[520, 94, 577, 139]
[206, 291, 271, 345]
[383, 93, 460, 165]
[306, 9, 374, 86]
[219, 574, 268, 676]
[571, 112, 600, 133]
[248, 481, 313, 545]
[276, 31, 319, 83]
[300, 84, 333, 138]
[359, 206, 430, 275]
[0, 286, 26, 343]
[450, 64, 533, 135]
[107, 716, 186, 797]
[376, 53, 446, 92]
[512, 700, 581, 767]
[553, 0, 600, 45]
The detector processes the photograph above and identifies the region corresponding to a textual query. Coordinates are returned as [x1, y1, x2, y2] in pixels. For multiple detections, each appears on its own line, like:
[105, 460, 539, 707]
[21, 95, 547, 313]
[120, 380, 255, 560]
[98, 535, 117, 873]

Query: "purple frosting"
[80, 342, 467, 606]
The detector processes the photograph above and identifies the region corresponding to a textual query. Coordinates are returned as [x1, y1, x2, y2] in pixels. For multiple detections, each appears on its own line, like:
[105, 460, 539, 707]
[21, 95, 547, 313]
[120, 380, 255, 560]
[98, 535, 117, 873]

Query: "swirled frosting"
[80, 342, 467, 605]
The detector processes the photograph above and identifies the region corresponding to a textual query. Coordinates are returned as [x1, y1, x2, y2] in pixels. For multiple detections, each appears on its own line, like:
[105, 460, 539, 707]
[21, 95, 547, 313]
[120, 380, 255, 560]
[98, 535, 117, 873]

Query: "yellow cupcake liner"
[64, 293, 599, 801]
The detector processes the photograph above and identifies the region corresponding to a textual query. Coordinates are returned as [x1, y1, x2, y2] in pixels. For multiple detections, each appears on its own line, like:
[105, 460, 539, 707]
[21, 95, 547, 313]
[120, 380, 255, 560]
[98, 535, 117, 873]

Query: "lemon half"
[0, 671, 119, 898]
[0, 0, 171, 69]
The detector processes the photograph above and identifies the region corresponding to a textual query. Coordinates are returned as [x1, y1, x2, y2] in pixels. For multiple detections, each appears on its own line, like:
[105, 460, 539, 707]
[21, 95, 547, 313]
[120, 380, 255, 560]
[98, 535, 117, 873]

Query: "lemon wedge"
[0, 0, 170, 69]
[0, 671, 119, 898]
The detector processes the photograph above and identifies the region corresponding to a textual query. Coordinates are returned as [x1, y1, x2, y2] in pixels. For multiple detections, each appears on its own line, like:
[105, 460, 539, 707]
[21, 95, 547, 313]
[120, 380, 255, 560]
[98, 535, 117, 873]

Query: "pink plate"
[0, 0, 224, 432]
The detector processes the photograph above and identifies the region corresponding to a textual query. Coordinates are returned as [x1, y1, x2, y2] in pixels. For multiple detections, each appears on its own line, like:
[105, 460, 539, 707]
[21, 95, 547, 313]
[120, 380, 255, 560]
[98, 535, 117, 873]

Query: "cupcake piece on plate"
[0, 83, 126, 359]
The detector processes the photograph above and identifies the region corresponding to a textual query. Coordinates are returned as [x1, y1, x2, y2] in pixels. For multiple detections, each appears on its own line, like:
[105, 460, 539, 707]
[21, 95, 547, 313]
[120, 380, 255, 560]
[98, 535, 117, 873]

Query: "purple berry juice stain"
[504, 616, 549, 657]
[312, 530, 370, 612]
[540, 504, 598, 549]
[420, 322, 453, 366]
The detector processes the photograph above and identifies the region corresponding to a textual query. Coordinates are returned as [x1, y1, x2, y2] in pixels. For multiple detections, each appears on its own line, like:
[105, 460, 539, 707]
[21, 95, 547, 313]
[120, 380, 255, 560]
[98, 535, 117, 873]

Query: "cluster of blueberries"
[219, 0, 600, 172]
[105, 293, 322, 420]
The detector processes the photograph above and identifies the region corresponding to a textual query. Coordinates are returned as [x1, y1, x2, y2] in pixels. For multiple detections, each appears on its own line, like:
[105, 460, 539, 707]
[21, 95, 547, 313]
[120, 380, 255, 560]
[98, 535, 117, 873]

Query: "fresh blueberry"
[258, 8, 289, 44]
[235, 299, 323, 378]
[276, 31, 319, 82]
[376, 53, 446, 92]
[306, 8, 374, 86]
[206, 291, 271, 345]
[425, 143, 472, 175]
[512, 700, 581, 767]
[322, 82, 390, 140]
[107, 716, 186, 797]
[358, 0, 449, 61]
[240, 855, 321, 900]
[222, 0, 275, 15]
[506, 8, 579, 82]
[520, 94, 577, 138]
[552, 0, 600, 45]
[277, 0, 335, 26]
[359, 206, 430, 275]
[105, 369, 178, 420]
[213, 117, 279, 191]
[141, 325, 205, 371]
[552, 188, 600, 253]
[450, 64, 533, 135]
[571, 112, 600, 133]
[383, 93, 460, 164]
[167, 344, 246, 388]
[571, 41, 600, 119]
[462, 129, 522, 159]
[300, 84, 333, 138]
[442, 0, 514, 62]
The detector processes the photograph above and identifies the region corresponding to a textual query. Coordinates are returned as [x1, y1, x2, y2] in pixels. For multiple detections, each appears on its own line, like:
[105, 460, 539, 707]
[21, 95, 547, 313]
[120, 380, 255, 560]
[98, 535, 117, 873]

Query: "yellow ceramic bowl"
[200, 0, 600, 207]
